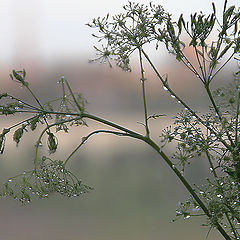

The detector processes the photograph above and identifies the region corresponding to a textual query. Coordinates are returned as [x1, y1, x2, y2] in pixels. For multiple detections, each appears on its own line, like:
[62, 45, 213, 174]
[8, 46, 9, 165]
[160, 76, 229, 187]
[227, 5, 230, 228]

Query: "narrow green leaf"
[217, 42, 233, 59]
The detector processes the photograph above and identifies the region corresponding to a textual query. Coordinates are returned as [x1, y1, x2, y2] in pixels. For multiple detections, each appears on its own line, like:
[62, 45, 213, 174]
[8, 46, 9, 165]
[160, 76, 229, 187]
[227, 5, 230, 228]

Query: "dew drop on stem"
[171, 95, 176, 99]
[163, 86, 168, 91]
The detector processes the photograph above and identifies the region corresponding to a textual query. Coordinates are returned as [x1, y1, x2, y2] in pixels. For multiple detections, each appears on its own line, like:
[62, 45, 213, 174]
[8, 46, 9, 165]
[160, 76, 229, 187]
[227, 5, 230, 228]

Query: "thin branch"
[64, 130, 133, 166]
[138, 47, 150, 137]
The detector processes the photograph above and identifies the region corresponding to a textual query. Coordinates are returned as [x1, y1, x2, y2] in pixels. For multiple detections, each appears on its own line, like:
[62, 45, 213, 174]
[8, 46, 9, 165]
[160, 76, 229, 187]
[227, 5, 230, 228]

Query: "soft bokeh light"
[0, 0, 238, 63]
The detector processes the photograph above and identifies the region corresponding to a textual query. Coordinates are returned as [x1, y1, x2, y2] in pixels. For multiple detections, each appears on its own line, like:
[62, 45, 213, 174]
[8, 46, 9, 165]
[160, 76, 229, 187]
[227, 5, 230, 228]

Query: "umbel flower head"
[87, 1, 185, 71]
[1, 156, 93, 204]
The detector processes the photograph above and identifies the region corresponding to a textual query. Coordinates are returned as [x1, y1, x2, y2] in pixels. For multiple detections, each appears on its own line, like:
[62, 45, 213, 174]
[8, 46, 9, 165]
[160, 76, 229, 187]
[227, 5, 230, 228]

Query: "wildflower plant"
[1, 0, 240, 239]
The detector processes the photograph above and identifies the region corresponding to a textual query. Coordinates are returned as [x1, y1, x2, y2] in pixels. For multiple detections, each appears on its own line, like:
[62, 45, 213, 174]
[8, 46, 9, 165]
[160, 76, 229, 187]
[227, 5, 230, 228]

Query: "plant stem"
[138, 48, 150, 137]
[143, 137, 231, 240]
[206, 150, 218, 179]
[65, 79, 83, 113]
[64, 129, 131, 166]
[204, 83, 235, 148]
[235, 91, 240, 144]
[142, 49, 231, 150]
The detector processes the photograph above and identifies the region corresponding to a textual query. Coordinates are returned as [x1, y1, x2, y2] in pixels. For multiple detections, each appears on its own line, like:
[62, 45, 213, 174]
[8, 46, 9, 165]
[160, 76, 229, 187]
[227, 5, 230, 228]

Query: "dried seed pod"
[47, 132, 58, 154]
[13, 126, 25, 146]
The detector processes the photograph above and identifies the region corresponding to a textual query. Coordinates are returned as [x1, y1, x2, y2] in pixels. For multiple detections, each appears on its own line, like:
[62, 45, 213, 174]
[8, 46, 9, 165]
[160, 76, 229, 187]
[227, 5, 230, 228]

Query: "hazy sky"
[0, 0, 238, 63]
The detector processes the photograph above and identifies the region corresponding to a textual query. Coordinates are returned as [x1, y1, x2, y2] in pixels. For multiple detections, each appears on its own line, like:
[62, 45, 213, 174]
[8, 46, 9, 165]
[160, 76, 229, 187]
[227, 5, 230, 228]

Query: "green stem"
[64, 79, 83, 113]
[138, 48, 150, 137]
[194, 46, 205, 82]
[205, 83, 235, 148]
[235, 91, 240, 144]
[142, 137, 231, 240]
[24, 82, 51, 132]
[212, 52, 235, 79]
[206, 151, 218, 179]
[6, 114, 42, 131]
[202, 46, 207, 80]
[25, 85, 44, 110]
[142, 49, 231, 151]
[64, 130, 132, 166]
[225, 213, 238, 240]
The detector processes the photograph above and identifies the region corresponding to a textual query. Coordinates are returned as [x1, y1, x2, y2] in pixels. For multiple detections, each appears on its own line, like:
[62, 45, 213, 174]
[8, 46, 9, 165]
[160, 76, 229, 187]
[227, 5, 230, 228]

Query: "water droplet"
[217, 194, 223, 198]
[192, 206, 200, 212]
[196, 74, 199, 78]
[171, 95, 176, 99]
[192, 116, 196, 119]
[177, 100, 181, 104]
[163, 86, 168, 91]
[187, 63, 191, 66]
[172, 164, 175, 169]
[185, 215, 190, 219]
[210, 167, 213, 171]
[8, 179, 12, 182]
[65, 115, 71, 118]
[184, 107, 188, 110]
[18, 101, 23, 104]
[220, 182, 223, 186]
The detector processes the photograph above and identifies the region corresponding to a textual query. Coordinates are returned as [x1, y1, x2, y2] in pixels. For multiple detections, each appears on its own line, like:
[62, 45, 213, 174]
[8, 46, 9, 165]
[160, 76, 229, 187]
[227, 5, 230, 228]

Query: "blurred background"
[0, 0, 239, 239]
